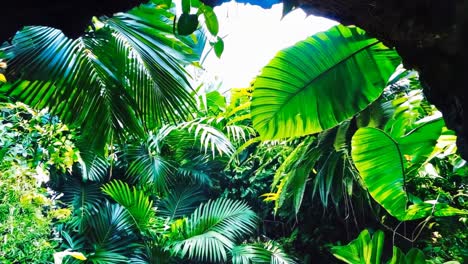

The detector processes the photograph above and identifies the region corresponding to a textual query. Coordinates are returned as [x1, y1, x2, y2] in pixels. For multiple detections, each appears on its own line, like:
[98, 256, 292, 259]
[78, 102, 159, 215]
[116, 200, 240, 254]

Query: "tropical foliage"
[0, 102, 77, 263]
[331, 229, 427, 264]
[0, 2, 199, 151]
[0, 2, 467, 264]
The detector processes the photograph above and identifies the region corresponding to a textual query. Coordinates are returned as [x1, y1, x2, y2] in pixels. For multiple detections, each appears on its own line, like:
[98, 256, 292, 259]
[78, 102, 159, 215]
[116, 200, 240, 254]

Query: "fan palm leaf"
[232, 241, 297, 264]
[85, 202, 140, 263]
[102, 180, 154, 231]
[177, 155, 214, 186]
[60, 178, 104, 230]
[76, 140, 110, 182]
[156, 185, 206, 219]
[171, 198, 257, 263]
[0, 3, 198, 151]
[176, 118, 235, 157]
[124, 128, 175, 192]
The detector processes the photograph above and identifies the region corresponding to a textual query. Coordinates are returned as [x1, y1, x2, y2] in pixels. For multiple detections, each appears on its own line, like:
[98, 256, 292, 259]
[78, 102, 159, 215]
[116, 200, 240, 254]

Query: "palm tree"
[0, 2, 201, 152]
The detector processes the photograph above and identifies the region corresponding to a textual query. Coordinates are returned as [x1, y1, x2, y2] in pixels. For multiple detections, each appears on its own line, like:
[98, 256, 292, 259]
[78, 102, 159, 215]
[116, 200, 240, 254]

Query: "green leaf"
[177, 118, 235, 157]
[403, 202, 468, 221]
[171, 198, 257, 263]
[190, 0, 202, 8]
[1, 5, 196, 152]
[232, 241, 297, 264]
[352, 127, 468, 221]
[397, 117, 444, 167]
[213, 37, 224, 58]
[387, 247, 406, 264]
[268, 136, 316, 212]
[331, 229, 384, 264]
[102, 180, 154, 231]
[332, 229, 428, 264]
[200, 5, 219, 36]
[182, 0, 191, 13]
[125, 128, 175, 193]
[151, 0, 172, 6]
[85, 202, 138, 263]
[156, 186, 206, 219]
[251, 25, 400, 140]
[351, 127, 407, 219]
[60, 178, 103, 231]
[177, 13, 199, 35]
[206, 90, 226, 108]
[404, 248, 426, 264]
[76, 141, 109, 182]
[388, 247, 427, 264]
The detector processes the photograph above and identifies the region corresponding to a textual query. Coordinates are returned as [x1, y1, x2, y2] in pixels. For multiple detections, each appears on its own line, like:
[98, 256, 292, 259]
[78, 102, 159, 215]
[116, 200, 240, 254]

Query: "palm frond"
[232, 241, 297, 264]
[102, 180, 154, 231]
[76, 140, 109, 182]
[60, 178, 104, 230]
[177, 155, 215, 185]
[59, 231, 86, 252]
[85, 202, 140, 263]
[265, 136, 316, 213]
[135, 239, 172, 264]
[156, 185, 206, 219]
[177, 118, 235, 157]
[125, 136, 174, 193]
[0, 2, 198, 151]
[171, 198, 258, 263]
[107, 7, 196, 128]
[224, 124, 256, 145]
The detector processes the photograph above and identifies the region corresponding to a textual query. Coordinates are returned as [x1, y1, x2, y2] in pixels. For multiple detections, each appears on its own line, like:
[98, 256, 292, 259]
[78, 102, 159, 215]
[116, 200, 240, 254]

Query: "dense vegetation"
[0, 1, 467, 263]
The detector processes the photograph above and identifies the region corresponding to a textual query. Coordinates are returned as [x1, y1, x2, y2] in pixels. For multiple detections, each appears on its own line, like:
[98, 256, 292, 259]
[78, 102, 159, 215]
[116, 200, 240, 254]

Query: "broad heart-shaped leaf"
[351, 127, 407, 219]
[352, 127, 468, 221]
[397, 116, 444, 168]
[251, 25, 401, 140]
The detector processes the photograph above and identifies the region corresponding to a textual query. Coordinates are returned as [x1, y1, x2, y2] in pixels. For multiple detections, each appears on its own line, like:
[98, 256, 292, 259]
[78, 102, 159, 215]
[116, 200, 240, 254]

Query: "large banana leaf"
[351, 127, 467, 221]
[397, 116, 444, 167]
[351, 127, 407, 218]
[0, 3, 197, 151]
[251, 25, 401, 140]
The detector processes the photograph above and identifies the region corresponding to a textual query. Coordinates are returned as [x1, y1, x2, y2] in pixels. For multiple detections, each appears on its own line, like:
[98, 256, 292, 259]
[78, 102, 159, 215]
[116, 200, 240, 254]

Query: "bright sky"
[199, 2, 337, 93]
